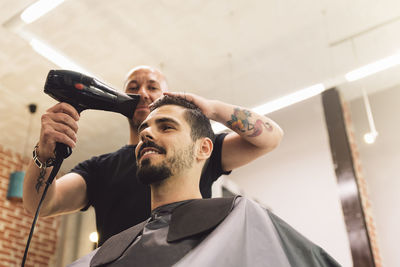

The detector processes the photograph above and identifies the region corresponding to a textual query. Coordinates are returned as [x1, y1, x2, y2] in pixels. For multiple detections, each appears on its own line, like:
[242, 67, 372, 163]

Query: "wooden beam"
[322, 88, 375, 267]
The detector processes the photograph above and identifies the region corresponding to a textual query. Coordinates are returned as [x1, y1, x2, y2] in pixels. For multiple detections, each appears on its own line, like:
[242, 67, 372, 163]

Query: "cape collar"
[90, 196, 238, 267]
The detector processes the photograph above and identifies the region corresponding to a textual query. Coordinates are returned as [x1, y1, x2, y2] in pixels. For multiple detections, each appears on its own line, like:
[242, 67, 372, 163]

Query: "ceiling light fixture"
[212, 83, 325, 133]
[345, 51, 400, 82]
[30, 38, 91, 75]
[252, 83, 325, 115]
[20, 0, 65, 24]
[363, 132, 377, 144]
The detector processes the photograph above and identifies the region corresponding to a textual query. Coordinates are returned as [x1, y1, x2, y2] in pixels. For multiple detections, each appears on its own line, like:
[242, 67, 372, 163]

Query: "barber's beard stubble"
[136, 144, 195, 185]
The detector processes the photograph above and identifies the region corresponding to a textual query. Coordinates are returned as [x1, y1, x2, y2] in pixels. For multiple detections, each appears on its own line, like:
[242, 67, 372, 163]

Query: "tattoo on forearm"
[35, 168, 46, 193]
[227, 108, 251, 132]
[227, 108, 273, 137]
[248, 119, 273, 137]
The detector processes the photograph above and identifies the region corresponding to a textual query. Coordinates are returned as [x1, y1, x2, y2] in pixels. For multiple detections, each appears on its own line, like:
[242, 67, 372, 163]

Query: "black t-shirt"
[71, 133, 230, 245]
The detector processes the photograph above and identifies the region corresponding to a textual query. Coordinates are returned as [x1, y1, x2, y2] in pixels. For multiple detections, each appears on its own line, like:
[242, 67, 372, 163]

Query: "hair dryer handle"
[55, 142, 72, 160]
[53, 106, 81, 160]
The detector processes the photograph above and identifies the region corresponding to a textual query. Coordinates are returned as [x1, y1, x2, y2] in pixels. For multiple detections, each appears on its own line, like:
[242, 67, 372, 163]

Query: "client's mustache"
[137, 140, 167, 161]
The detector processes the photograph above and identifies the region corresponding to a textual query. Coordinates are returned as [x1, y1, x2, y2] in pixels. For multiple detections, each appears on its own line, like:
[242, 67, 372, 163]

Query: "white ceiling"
[1, 0, 400, 172]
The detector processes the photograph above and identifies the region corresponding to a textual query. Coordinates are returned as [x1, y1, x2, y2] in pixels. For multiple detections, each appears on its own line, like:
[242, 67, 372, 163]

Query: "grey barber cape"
[68, 196, 341, 267]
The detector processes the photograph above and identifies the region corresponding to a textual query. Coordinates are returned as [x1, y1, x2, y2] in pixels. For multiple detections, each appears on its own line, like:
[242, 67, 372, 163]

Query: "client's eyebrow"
[155, 117, 179, 126]
[137, 117, 179, 133]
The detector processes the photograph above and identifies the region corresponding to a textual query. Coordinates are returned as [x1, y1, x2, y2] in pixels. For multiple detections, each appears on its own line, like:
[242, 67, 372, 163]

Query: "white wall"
[224, 95, 353, 266]
[347, 85, 400, 267]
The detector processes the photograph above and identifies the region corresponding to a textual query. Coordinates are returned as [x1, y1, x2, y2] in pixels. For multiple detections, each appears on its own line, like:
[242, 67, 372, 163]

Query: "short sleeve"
[70, 155, 102, 210]
[199, 133, 231, 198]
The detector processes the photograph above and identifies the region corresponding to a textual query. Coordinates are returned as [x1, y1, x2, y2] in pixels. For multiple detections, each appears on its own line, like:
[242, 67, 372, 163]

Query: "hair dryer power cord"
[21, 156, 64, 267]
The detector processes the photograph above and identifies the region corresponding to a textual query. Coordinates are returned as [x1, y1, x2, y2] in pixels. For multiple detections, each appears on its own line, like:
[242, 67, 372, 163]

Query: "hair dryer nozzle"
[44, 70, 140, 118]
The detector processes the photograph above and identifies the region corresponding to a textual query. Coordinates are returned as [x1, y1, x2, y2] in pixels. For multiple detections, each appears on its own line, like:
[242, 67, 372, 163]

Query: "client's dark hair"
[150, 95, 215, 142]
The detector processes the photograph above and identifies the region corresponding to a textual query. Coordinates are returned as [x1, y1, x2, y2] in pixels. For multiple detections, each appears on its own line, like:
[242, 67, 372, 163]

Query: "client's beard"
[136, 144, 195, 185]
[136, 158, 172, 185]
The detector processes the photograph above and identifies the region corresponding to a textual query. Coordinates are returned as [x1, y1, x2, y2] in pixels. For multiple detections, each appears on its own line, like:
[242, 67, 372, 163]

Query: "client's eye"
[161, 125, 174, 131]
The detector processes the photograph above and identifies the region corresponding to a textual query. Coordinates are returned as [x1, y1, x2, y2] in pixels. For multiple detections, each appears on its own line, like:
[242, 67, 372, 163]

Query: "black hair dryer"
[44, 69, 140, 160]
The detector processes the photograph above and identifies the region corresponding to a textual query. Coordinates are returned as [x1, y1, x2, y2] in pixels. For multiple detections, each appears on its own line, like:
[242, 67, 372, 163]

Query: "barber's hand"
[161, 92, 218, 120]
[37, 102, 80, 161]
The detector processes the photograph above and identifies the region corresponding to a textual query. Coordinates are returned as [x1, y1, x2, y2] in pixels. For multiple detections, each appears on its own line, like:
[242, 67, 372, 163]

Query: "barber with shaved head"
[23, 66, 283, 246]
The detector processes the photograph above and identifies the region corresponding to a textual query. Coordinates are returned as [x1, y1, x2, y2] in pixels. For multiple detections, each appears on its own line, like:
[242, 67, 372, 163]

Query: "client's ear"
[196, 137, 213, 161]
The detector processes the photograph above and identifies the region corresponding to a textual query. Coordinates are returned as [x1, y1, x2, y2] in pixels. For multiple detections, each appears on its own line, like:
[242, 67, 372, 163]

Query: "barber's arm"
[23, 102, 88, 217]
[162, 92, 284, 172]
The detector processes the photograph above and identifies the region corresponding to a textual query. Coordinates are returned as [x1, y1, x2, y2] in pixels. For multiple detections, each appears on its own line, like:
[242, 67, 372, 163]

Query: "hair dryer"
[45, 70, 139, 117]
[44, 69, 140, 159]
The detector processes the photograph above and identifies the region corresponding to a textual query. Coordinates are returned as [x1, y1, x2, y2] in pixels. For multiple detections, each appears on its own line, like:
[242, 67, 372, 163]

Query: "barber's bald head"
[124, 66, 168, 92]
[124, 66, 169, 127]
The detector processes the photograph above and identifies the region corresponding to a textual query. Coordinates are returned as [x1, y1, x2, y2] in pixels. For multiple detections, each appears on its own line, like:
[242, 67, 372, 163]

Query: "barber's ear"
[196, 137, 213, 161]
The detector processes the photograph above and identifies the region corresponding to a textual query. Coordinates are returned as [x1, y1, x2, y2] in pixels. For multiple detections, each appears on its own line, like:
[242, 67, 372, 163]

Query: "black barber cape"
[68, 196, 341, 267]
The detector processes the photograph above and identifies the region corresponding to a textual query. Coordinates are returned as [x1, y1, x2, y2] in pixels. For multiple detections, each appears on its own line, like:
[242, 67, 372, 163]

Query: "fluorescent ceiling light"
[21, 0, 64, 24]
[345, 52, 400, 82]
[212, 83, 325, 133]
[30, 38, 90, 75]
[252, 83, 325, 114]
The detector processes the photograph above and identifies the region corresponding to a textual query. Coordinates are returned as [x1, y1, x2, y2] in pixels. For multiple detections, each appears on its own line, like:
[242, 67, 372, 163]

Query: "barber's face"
[125, 68, 167, 127]
[135, 105, 195, 185]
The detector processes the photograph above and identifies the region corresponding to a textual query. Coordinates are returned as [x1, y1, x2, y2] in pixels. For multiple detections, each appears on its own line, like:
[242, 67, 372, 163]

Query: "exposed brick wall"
[0, 144, 60, 267]
[342, 102, 383, 267]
